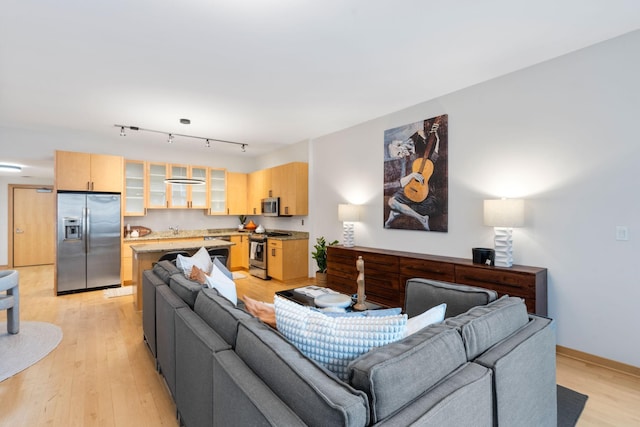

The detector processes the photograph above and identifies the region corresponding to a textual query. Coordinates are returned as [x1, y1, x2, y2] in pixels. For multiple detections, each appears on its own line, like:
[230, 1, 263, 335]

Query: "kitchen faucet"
[169, 225, 180, 235]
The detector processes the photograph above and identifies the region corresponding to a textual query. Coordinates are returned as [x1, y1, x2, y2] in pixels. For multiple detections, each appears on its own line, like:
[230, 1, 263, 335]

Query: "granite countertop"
[130, 238, 234, 254]
[124, 228, 309, 242]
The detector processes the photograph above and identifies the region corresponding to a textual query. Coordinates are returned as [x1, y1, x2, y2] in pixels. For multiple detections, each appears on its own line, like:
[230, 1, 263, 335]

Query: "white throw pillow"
[205, 264, 237, 306]
[405, 303, 446, 337]
[176, 247, 213, 279]
[274, 296, 407, 380]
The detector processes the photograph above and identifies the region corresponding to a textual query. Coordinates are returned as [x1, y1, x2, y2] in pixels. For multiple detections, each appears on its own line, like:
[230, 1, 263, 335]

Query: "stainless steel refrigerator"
[56, 192, 121, 294]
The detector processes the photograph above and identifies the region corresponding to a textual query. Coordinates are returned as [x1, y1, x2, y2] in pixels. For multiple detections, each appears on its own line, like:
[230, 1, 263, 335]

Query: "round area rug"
[0, 321, 63, 382]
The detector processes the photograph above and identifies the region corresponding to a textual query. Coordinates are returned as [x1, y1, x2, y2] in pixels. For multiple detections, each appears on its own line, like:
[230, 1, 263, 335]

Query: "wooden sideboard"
[326, 246, 547, 315]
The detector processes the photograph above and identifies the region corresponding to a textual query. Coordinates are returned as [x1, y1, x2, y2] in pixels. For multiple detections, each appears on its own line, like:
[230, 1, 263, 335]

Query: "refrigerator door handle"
[83, 207, 90, 253]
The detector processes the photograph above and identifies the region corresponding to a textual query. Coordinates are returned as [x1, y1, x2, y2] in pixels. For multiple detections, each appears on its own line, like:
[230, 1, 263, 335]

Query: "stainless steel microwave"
[261, 197, 280, 216]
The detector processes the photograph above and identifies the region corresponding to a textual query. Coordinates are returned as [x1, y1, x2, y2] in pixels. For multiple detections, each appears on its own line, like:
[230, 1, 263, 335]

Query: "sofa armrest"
[213, 349, 307, 427]
[404, 278, 498, 318]
[473, 315, 557, 427]
[142, 269, 166, 358]
[155, 284, 188, 399]
[175, 307, 231, 427]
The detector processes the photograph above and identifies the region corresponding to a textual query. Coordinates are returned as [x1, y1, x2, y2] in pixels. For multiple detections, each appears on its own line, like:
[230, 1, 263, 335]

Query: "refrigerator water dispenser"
[63, 218, 81, 240]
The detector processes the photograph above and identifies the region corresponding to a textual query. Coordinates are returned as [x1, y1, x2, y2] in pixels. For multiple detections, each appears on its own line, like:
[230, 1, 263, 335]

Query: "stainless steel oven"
[249, 234, 269, 279]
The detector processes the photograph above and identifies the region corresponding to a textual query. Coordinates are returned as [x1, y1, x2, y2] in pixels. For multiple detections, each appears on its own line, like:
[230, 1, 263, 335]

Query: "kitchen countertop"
[124, 228, 309, 242]
[130, 238, 234, 254]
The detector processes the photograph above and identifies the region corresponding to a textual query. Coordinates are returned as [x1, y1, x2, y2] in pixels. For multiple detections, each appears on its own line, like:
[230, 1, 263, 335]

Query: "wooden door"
[13, 187, 55, 266]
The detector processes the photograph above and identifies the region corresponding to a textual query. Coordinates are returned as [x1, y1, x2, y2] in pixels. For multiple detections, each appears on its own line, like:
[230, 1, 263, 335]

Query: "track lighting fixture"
[114, 124, 249, 152]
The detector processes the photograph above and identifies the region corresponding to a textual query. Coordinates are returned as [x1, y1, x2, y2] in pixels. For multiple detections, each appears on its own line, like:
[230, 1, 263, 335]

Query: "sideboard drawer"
[400, 258, 455, 283]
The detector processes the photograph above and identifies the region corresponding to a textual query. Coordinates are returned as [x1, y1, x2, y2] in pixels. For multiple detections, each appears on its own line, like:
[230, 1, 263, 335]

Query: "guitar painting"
[403, 118, 442, 203]
[383, 114, 448, 233]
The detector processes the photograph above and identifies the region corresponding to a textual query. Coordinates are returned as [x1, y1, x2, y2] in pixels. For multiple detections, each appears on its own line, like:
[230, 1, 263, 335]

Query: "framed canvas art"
[383, 114, 448, 232]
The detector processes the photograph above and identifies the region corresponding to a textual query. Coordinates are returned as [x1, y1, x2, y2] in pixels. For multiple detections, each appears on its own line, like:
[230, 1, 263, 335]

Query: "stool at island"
[0, 270, 20, 334]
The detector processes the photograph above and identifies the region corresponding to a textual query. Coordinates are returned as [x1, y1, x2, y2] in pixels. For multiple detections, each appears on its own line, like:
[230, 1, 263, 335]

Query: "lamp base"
[493, 227, 514, 267]
[342, 222, 355, 248]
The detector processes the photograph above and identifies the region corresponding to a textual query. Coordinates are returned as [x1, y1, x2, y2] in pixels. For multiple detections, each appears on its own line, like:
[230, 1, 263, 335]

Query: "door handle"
[15, 228, 24, 234]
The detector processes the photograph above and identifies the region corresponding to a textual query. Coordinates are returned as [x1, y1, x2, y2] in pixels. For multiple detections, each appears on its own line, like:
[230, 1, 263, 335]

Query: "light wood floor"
[1, 266, 639, 426]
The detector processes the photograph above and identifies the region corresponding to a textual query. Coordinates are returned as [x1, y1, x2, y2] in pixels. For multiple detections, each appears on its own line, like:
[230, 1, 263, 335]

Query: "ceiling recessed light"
[0, 164, 22, 173]
[180, 118, 191, 125]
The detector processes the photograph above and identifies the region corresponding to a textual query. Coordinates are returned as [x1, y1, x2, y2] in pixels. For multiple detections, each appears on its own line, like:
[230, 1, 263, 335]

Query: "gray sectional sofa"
[142, 262, 557, 427]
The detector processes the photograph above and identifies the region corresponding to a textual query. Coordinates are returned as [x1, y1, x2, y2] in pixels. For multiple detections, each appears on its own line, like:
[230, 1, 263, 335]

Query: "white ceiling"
[1, 0, 639, 177]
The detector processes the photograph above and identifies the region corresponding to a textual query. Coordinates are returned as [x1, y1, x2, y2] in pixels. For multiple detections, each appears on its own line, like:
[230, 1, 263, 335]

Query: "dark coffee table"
[276, 287, 388, 312]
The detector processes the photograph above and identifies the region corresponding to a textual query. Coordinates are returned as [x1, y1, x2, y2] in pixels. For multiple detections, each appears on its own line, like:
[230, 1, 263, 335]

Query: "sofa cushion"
[176, 246, 213, 278]
[235, 317, 370, 427]
[204, 263, 237, 306]
[444, 295, 529, 360]
[194, 288, 251, 347]
[152, 260, 180, 284]
[405, 278, 498, 318]
[274, 296, 407, 380]
[348, 324, 466, 423]
[374, 362, 493, 426]
[169, 274, 203, 309]
[406, 302, 446, 336]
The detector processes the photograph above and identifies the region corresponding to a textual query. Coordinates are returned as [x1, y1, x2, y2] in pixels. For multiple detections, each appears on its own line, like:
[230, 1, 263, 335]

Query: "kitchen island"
[130, 238, 234, 311]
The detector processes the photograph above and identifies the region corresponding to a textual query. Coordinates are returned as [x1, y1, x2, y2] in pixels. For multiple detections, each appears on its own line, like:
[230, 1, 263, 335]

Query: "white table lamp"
[338, 204, 360, 248]
[483, 199, 524, 267]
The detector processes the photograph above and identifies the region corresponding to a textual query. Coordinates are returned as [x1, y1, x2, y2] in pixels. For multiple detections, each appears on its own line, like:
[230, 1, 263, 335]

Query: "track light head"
[120, 126, 126, 137]
[168, 134, 174, 144]
[241, 144, 246, 152]
[205, 139, 211, 148]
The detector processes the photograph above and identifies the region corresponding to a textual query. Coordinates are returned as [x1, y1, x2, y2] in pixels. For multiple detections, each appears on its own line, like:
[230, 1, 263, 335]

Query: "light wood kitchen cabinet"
[247, 168, 272, 215]
[208, 168, 226, 215]
[267, 238, 308, 281]
[121, 239, 159, 284]
[226, 172, 247, 215]
[55, 150, 123, 192]
[147, 162, 169, 208]
[168, 165, 208, 209]
[124, 160, 146, 216]
[271, 162, 308, 216]
[122, 236, 203, 282]
[229, 234, 249, 270]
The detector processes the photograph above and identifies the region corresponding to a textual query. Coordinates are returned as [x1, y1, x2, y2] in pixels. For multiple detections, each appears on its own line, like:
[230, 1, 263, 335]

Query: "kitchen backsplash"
[124, 209, 309, 234]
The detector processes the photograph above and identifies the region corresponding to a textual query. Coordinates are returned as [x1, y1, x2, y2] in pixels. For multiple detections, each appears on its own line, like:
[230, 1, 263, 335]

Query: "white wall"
[309, 31, 640, 367]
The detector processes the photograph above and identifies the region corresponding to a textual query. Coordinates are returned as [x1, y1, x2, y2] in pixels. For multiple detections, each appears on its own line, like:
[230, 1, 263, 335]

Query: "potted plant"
[311, 236, 338, 286]
[237, 215, 247, 230]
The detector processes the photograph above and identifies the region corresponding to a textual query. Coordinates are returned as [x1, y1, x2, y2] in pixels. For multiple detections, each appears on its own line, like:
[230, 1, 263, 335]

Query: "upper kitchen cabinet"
[227, 172, 247, 215]
[124, 160, 146, 216]
[247, 168, 272, 215]
[55, 150, 123, 192]
[168, 164, 209, 209]
[208, 168, 226, 215]
[146, 162, 169, 208]
[271, 162, 308, 216]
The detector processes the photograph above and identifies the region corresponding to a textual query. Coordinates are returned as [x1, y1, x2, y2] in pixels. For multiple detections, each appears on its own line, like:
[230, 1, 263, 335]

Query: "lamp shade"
[483, 199, 524, 228]
[338, 204, 360, 222]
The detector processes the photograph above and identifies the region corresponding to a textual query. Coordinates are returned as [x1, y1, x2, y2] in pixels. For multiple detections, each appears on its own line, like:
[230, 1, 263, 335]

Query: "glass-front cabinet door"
[208, 168, 226, 214]
[168, 164, 208, 208]
[147, 162, 168, 208]
[190, 166, 209, 209]
[168, 165, 189, 208]
[124, 160, 146, 216]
